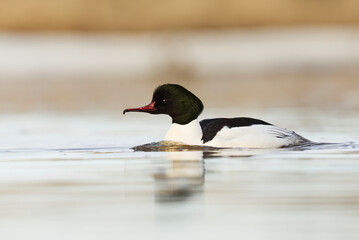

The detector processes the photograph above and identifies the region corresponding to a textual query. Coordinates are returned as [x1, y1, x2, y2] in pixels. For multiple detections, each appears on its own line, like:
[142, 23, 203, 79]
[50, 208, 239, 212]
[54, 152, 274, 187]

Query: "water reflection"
[143, 141, 359, 203]
[146, 142, 269, 202]
[154, 151, 205, 202]
[150, 145, 279, 202]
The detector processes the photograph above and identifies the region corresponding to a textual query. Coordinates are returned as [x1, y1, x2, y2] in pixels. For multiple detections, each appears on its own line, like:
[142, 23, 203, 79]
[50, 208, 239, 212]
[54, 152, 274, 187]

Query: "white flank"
[164, 119, 203, 145]
[204, 125, 303, 148]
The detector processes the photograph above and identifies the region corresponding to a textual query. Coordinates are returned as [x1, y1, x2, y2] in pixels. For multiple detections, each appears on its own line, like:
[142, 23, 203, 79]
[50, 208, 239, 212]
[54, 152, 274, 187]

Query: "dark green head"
[123, 84, 204, 125]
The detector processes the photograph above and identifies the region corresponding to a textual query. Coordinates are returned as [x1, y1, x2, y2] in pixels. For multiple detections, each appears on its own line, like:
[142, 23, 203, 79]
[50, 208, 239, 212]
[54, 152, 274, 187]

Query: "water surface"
[0, 109, 359, 240]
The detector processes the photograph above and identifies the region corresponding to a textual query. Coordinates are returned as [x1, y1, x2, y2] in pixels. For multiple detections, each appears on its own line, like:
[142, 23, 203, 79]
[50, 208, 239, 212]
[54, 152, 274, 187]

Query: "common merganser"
[123, 84, 310, 148]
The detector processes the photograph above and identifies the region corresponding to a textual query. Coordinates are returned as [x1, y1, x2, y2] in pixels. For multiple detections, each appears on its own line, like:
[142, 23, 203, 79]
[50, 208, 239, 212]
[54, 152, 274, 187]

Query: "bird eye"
[162, 99, 167, 104]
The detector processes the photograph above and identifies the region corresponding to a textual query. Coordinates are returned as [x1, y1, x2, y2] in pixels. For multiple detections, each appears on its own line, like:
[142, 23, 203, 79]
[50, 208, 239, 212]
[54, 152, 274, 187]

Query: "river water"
[0, 109, 359, 240]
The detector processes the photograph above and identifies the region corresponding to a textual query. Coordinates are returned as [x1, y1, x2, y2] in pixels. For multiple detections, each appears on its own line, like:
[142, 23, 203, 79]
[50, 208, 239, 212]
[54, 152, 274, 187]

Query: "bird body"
[163, 118, 308, 148]
[124, 84, 310, 148]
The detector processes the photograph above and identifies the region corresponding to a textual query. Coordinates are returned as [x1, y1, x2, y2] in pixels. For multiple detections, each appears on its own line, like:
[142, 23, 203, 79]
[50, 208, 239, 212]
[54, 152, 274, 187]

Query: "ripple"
[132, 140, 359, 152]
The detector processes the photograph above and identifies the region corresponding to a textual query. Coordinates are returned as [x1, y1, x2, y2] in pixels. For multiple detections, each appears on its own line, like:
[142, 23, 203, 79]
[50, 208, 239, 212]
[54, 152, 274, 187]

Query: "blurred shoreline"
[1, 27, 359, 112]
[1, 0, 359, 31]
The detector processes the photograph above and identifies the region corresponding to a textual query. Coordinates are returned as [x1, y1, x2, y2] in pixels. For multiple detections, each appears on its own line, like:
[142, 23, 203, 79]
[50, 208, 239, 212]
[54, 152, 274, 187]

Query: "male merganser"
[123, 84, 310, 148]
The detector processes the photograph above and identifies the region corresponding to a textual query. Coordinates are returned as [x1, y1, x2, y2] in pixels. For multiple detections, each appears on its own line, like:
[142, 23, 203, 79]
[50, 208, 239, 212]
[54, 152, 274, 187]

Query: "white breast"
[204, 124, 304, 148]
[164, 119, 203, 145]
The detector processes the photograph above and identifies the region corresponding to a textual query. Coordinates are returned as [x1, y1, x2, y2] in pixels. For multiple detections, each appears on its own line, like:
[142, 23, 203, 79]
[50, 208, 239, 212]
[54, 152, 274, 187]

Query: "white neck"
[164, 119, 203, 145]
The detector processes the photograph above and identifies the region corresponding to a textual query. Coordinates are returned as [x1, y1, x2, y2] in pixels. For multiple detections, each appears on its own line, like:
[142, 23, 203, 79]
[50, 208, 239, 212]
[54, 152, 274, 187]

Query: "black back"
[200, 117, 272, 143]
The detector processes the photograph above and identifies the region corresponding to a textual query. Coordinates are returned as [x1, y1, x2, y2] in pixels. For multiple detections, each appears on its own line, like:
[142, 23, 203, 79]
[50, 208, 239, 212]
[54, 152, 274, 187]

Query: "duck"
[123, 84, 310, 148]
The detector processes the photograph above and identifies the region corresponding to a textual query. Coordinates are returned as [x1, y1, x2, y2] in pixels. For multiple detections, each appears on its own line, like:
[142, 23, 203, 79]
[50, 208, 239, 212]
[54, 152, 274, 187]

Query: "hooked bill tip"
[123, 109, 128, 115]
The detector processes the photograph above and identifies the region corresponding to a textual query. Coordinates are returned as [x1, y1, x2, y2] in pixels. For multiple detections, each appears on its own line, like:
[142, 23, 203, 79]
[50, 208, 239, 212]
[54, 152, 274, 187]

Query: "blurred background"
[0, 0, 359, 112]
[1, 3, 359, 240]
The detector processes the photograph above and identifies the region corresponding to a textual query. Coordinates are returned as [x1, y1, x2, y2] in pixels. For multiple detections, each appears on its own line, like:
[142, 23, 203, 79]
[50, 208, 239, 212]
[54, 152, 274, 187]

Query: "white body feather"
[204, 124, 301, 148]
[164, 119, 203, 145]
[164, 118, 305, 148]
